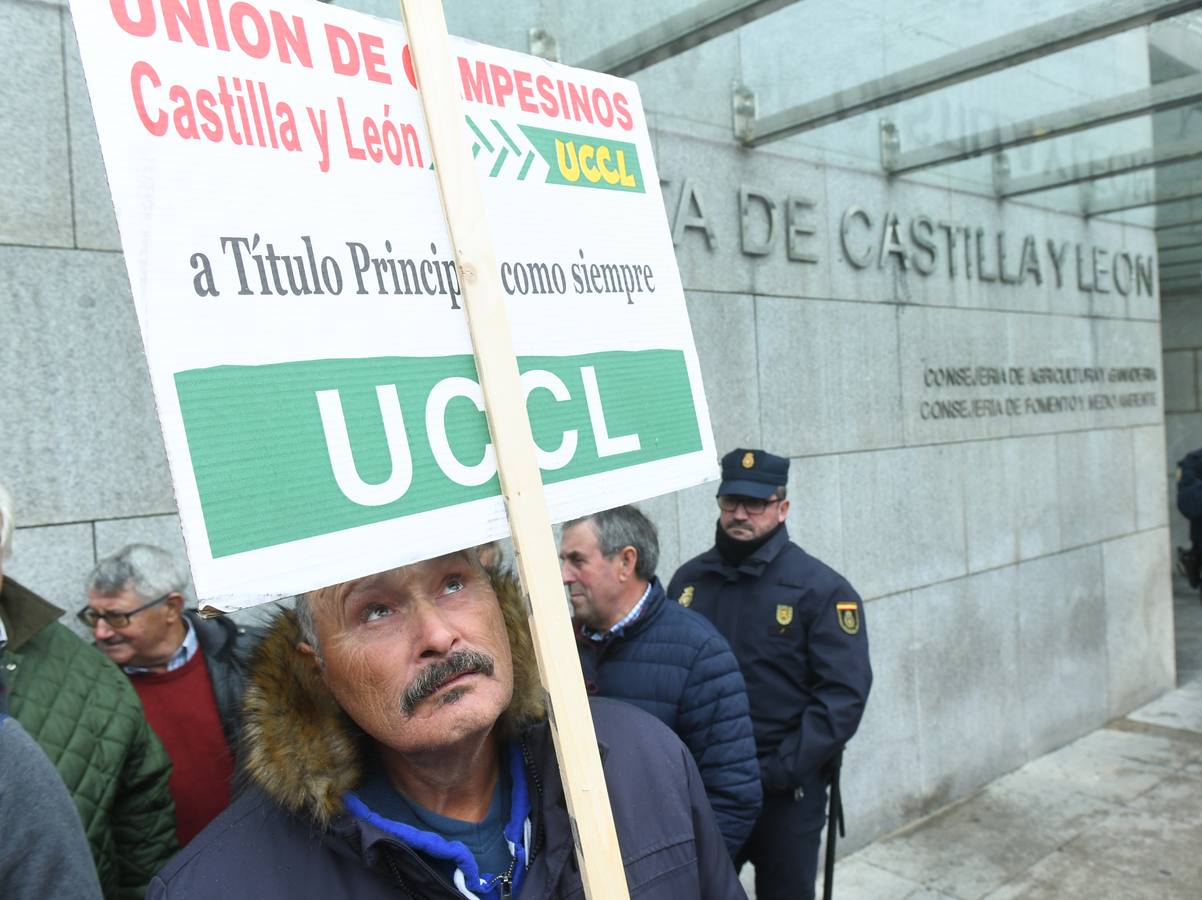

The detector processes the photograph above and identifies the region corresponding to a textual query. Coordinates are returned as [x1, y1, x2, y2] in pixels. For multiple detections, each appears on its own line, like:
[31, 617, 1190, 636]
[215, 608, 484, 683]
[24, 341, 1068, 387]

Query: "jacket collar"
[578, 577, 666, 645]
[185, 608, 232, 660]
[0, 578, 64, 652]
[516, 708, 602, 898]
[698, 524, 791, 580]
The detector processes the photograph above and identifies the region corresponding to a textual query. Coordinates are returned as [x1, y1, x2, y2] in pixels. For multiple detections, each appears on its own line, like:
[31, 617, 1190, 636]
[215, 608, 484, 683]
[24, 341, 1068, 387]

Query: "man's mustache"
[400, 649, 494, 716]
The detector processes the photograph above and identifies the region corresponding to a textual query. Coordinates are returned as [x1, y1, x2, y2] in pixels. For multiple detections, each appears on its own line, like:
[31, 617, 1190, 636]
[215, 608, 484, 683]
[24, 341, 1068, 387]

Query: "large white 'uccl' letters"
[426, 377, 498, 486]
[316, 385, 414, 506]
[521, 369, 577, 470]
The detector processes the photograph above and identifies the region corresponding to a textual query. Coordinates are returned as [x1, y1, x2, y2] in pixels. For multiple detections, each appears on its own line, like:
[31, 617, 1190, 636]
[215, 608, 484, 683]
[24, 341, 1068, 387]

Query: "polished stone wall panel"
[1103, 529, 1175, 717]
[911, 567, 1025, 805]
[684, 291, 762, 455]
[962, 436, 1062, 573]
[1162, 296, 1202, 352]
[1056, 429, 1136, 549]
[1016, 546, 1109, 758]
[0, 248, 175, 525]
[838, 593, 924, 852]
[838, 445, 967, 601]
[1, 2, 72, 247]
[64, 28, 119, 252]
[757, 297, 903, 457]
[787, 454, 845, 578]
[6, 523, 95, 640]
[1133, 425, 1170, 532]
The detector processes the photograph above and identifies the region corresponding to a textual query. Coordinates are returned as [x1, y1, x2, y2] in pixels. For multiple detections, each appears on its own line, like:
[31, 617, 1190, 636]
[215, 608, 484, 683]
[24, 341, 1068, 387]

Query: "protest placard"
[68, 0, 716, 610]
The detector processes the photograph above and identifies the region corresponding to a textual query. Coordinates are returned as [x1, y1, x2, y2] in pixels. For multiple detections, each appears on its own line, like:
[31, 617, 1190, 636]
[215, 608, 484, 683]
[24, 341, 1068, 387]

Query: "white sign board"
[69, 0, 716, 608]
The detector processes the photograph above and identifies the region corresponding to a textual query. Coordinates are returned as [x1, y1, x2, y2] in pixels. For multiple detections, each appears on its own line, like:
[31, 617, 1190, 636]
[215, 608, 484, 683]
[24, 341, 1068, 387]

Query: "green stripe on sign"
[175, 350, 701, 558]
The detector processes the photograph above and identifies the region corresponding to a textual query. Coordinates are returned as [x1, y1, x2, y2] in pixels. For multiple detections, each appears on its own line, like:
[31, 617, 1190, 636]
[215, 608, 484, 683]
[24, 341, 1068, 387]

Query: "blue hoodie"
[345, 742, 532, 900]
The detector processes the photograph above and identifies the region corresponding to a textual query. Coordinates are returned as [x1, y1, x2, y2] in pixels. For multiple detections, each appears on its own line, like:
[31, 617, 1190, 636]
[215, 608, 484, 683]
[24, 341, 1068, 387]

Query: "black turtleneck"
[715, 521, 784, 567]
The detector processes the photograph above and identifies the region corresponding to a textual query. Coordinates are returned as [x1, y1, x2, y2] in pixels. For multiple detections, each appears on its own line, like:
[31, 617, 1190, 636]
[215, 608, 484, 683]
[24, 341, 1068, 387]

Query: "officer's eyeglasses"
[77, 593, 171, 629]
[717, 495, 781, 515]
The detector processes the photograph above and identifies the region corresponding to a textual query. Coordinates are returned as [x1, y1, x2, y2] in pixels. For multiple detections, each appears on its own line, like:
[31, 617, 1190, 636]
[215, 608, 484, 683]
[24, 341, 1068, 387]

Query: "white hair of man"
[0, 481, 14, 562]
[86, 543, 188, 601]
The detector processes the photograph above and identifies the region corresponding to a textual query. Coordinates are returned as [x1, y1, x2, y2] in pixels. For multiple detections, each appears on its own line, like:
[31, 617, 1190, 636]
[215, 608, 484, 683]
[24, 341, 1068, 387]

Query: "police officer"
[1177, 448, 1202, 599]
[668, 448, 872, 900]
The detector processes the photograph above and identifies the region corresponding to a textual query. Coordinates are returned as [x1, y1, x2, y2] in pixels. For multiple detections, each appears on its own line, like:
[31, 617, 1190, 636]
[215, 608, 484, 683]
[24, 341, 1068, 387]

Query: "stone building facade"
[2, 0, 1194, 850]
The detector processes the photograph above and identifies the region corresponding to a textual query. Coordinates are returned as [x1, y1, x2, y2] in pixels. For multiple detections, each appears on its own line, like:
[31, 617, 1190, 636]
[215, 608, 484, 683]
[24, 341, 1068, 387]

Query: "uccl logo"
[521, 126, 644, 193]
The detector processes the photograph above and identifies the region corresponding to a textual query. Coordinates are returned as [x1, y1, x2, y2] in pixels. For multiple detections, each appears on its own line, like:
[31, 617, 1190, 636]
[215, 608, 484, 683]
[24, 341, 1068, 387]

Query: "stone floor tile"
[1128, 679, 1202, 734]
[1056, 809, 1202, 886]
[982, 849, 1176, 900]
[1126, 771, 1202, 825]
[992, 726, 1196, 805]
[816, 858, 928, 900]
[857, 782, 1117, 900]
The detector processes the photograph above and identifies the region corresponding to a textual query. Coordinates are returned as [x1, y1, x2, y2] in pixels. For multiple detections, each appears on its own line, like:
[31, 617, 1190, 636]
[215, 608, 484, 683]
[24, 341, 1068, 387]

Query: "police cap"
[717, 448, 789, 500]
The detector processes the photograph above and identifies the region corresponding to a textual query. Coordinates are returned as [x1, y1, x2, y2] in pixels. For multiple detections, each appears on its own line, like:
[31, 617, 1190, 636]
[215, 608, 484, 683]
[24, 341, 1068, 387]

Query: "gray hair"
[294, 593, 319, 656]
[86, 544, 187, 601]
[566, 505, 659, 581]
[0, 481, 13, 562]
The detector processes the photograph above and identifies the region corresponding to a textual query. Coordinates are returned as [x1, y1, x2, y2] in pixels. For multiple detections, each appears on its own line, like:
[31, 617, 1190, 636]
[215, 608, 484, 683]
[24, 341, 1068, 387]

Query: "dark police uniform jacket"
[668, 525, 872, 795]
[1178, 449, 1202, 540]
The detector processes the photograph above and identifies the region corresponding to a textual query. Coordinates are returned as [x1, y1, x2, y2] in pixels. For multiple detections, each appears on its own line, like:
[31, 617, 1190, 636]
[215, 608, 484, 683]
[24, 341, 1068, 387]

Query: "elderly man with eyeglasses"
[83, 544, 264, 848]
[0, 483, 176, 900]
[668, 449, 873, 900]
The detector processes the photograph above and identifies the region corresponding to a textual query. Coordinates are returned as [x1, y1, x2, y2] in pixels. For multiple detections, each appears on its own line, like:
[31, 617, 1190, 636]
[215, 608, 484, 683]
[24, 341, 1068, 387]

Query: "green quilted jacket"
[1, 578, 177, 900]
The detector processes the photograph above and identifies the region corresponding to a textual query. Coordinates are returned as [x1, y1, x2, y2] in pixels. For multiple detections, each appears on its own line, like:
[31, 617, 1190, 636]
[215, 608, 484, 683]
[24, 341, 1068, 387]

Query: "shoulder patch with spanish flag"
[836, 601, 861, 635]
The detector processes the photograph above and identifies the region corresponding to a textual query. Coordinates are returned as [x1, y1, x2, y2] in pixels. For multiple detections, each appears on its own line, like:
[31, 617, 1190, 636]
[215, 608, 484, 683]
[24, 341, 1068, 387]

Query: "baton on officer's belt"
[822, 751, 845, 900]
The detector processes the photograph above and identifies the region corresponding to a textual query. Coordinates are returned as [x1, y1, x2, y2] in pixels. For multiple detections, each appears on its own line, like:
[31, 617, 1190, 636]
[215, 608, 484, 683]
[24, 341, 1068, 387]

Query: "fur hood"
[239, 572, 545, 827]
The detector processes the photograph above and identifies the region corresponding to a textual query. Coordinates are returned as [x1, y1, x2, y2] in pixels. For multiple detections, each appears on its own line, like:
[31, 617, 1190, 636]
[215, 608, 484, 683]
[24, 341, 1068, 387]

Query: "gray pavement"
[815, 576, 1202, 900]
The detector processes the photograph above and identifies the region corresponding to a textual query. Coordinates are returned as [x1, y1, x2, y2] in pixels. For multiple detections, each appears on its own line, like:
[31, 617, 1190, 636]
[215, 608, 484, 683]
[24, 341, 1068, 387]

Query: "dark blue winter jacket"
[147, 700, 745, 900]
[1178, 449, 1202, 523]
[576, 578, 762, 857]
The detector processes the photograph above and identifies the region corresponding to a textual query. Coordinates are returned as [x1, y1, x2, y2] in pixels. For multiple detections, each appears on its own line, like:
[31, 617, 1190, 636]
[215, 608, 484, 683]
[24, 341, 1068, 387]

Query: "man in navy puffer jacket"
[560, 505, 762, 857]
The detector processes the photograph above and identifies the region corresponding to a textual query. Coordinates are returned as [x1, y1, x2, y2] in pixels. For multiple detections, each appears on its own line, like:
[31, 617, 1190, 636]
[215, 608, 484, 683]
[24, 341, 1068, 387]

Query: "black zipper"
[498, 856, 516, 898]
[372, 836, 460, 899]
[520, 736, 546, 864]
[382, 848, 420, 899]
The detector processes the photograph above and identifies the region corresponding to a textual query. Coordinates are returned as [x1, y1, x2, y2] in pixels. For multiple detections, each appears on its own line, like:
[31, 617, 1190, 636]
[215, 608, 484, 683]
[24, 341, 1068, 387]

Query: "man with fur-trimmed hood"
[147, 549, 745, 899]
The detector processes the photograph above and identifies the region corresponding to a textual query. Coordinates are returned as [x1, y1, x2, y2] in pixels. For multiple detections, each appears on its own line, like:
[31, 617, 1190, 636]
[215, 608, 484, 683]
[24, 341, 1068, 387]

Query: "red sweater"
[131, 651, 234, 847]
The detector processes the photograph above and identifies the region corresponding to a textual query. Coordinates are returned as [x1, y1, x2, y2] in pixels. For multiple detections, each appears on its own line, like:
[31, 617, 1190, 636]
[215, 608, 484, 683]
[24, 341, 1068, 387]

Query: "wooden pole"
[396, 3, 630, 898]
